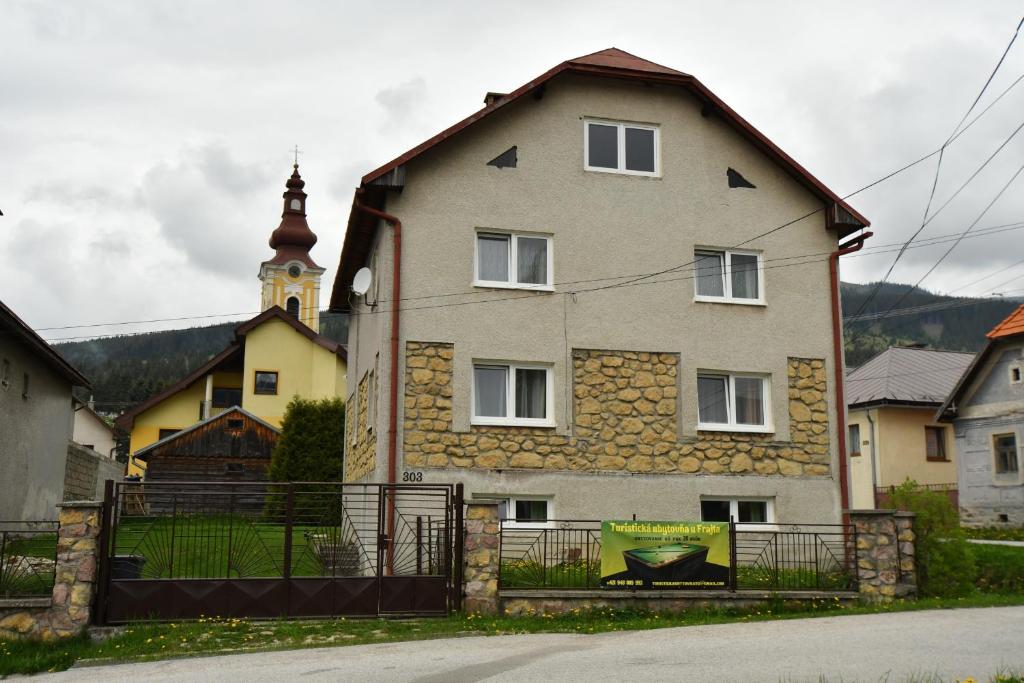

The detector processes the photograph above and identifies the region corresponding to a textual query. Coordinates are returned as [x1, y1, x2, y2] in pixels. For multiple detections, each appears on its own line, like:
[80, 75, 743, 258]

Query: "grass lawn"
[3, 593, 1024, 676]
[964, 527, 1024, 543]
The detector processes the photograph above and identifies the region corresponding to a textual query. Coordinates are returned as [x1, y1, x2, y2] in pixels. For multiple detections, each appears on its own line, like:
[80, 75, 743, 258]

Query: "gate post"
[463, 499, 499, 615]
[92, 480, 114, 625]
[452, 483, 464, 613]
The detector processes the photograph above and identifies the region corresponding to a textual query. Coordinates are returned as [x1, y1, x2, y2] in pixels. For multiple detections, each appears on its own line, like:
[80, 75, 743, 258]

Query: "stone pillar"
[849, 509, 917, 601]
[0, 501, 103, 640]
[463, 501, 500, 615]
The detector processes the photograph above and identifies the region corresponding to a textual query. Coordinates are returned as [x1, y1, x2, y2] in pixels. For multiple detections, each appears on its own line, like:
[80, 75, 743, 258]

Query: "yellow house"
[846, 346, 973, 508]
[116, 164, 347, 476]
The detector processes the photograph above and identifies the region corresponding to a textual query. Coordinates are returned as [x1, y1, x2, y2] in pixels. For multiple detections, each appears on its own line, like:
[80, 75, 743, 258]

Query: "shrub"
[974, 544, 1024, 594]
[266, 397, 346, 523]
[889, 478, 976, 597]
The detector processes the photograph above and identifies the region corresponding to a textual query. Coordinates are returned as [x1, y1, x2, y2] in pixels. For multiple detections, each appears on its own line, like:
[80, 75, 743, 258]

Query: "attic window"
[227, 418, 244, 431]
[584, 119, 659, 176]
[1011, 365, 1022, 385]
[487, 146, 517, 169]
[225, 463, 245, 475]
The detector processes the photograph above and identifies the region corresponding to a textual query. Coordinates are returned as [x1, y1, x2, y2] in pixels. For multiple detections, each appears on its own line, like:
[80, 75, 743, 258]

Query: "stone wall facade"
[0, 502, 102, 640]
[850, 509, 917, 601]
[63, 443, 122, 502]
[404, 342, 831, 477]
[463, 501, 500, 615]
[344, 369, 377, 482]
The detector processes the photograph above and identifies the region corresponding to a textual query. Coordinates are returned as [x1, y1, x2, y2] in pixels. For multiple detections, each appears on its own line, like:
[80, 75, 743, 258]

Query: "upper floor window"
[475, 232, 552, 290]
[697, 372, 771, 433]
[849, 424, 862, 457]
[584, 119, 659, 176]
[254, 371, 279, 395]
[694, 249, 764, 304]
[472, 361, 553, 427]
[212, 387, 242, 408]
[925, 426, 948, 461]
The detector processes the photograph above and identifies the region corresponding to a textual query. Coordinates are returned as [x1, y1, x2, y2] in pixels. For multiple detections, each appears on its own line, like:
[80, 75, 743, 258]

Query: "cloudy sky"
[3, 1, 1023, 342]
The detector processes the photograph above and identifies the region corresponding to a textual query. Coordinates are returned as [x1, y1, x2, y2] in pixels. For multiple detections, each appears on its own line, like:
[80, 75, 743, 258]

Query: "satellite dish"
[352, 267, 373, 296]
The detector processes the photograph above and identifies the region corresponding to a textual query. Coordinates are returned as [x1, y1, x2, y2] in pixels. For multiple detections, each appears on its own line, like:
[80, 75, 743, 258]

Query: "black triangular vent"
[487, 146, 517, 169]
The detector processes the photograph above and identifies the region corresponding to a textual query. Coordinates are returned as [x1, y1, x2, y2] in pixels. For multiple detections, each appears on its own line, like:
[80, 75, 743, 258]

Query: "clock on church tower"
[258, 163, 326, 331]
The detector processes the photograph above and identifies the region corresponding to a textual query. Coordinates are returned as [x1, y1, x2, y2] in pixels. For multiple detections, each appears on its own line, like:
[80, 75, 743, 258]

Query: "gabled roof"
[987, 303, 1024, 340]
[937, 305, 1024, 420]
[133, 406, 279, 461]
[115, 306, 346, 431]
[846, 347, 975, 408]
[331, 48, 869, 310]
[0, 299, 90, 387]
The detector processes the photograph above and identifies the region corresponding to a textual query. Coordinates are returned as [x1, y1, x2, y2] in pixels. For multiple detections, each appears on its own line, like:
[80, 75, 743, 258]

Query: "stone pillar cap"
[56, 500, 103, 508]
[844, 509, 898, 515]
[466, 499, 503, 506]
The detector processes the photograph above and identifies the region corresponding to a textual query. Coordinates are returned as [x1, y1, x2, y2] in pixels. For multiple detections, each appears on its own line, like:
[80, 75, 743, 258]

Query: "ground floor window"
[486, 496, 552, 526]
[472, 361, 553, 426]
[700, 497, 774, 525]
[925, 426, 948, 461]
[994, 433, 1019, 475]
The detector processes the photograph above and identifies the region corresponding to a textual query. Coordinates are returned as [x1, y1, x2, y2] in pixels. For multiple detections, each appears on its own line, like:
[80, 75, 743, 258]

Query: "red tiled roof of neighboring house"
[331, 48, 870, 310]
[0, 299, 90, 387]
[114, 307, 346, 431]
[987, 303, 1024, 339]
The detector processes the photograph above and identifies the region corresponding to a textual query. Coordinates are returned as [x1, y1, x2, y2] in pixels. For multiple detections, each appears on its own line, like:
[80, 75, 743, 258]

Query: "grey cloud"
[375, 78, 428, 130]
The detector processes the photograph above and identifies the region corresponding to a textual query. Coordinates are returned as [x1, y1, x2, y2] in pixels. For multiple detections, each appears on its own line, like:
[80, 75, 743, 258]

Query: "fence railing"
[108, 482, 455, 580]
[498, 519, 857, 592]
[874, 483, 958, 510]
[0, 521, 59, 599]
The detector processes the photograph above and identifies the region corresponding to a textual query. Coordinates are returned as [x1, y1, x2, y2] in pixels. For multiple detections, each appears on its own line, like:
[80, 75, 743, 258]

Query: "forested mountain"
[57, 313, 348, 413]
[53, 283, 1018, 416]
[841, 282, 1020, 367]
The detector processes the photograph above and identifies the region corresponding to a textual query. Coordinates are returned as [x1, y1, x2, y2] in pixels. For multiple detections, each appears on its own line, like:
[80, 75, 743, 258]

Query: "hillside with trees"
[52, 283, 1018, 415]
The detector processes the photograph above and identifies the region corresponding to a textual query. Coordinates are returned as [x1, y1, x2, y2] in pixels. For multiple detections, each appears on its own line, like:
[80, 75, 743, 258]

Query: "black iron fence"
[0, 521, 59, 599]
[498, 519, 857, 592]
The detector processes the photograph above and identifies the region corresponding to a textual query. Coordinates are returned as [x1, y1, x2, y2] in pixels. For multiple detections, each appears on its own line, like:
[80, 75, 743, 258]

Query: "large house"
[938, 304, 1024, 526]
[1, 299, 91, 519]
[330, 48, 869, 524]
[846, 346, 973, 509]
[116, 165, 347, 477]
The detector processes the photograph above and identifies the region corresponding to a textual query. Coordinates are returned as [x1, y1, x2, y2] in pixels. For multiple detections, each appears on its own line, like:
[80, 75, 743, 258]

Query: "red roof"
[988, 303, 1024, 339]
[332, 48, 870, 310]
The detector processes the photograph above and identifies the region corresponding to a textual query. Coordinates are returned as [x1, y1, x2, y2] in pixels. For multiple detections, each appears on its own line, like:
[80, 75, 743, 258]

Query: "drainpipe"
[830, 229, 873, 522]
[203, 375, 213, 420]
[353, 191, 400, 574]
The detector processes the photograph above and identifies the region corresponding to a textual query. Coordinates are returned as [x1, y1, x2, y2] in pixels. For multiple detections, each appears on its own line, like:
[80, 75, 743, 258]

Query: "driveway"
[38, 606, 1024, 682]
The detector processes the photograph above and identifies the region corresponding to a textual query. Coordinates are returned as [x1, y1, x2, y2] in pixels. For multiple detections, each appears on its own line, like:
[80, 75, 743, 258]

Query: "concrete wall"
[348, 72, 849, 521]
[0, 339, 74, 520]
[953, 342, 1024, 526]
[63, 442, 122, 502]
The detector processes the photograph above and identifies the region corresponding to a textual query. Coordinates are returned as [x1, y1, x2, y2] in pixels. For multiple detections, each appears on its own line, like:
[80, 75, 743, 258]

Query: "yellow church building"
[116, 164, 347, 477]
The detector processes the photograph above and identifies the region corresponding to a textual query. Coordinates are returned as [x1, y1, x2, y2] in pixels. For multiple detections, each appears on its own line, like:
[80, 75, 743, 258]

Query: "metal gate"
[95, 481, 463, 623]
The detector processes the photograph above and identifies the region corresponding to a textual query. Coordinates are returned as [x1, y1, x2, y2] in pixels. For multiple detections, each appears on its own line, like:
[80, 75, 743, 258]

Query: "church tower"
[258, 163, 325, 331]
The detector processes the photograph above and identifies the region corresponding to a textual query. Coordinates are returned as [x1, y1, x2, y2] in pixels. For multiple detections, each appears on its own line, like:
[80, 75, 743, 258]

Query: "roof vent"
[484, 92, 508, 106]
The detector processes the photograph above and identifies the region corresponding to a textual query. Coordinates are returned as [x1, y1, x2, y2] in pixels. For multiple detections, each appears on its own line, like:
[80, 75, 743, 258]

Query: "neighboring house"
[133, 407, 280, 484]
[73, 398, 117, 458]
[0, 299, 91, 519]
[938, 304, 1024, 526]
[116, 164, 347, 477]
[329, 48, 870, 525]
[846, 346, 974, 509]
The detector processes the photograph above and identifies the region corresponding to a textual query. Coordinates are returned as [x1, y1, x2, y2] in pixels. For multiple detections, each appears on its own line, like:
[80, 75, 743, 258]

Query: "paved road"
[39, 607, 1024, 682]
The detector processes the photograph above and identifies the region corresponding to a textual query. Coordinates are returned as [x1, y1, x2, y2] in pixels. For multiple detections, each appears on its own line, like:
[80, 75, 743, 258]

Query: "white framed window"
[472, 361, 554, 427]
[485, 496, 553, 528]
[694, 249, 765, 305]
[700, 497, 775, 528]
[697, 372, 772, 433]
[366, 370, 375, 433]
[474, 231, 553, 290]
[584, 119, 660, 176]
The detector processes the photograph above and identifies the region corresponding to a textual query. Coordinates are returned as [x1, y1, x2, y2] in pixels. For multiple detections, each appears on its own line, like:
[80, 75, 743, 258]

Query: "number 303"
[402, 471, 423, 482]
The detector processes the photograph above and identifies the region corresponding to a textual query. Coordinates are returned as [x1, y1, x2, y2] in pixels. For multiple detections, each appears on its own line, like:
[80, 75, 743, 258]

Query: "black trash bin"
[111, 555, 147, 579]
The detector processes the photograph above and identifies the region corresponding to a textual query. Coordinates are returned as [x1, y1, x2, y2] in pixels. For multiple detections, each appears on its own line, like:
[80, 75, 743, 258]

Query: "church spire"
[267, 163, 319, 268]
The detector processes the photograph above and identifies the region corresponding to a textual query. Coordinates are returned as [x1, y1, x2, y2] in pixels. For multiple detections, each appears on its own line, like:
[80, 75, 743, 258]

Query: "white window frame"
[473, 230, 554, 291]
[348, 391, 358, 447]
[700, 496, 776, 530]
[693, 248, 766, 305]
[696, 372, 773, 434]
[471, 361, 555, 427]
[583, 118, 661, 177]
[366, 370, 375, 433]
[484, 495, 554, 529]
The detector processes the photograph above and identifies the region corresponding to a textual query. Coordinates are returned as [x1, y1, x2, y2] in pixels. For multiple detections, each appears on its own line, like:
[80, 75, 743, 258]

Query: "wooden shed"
[135, 407, 279, 483]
